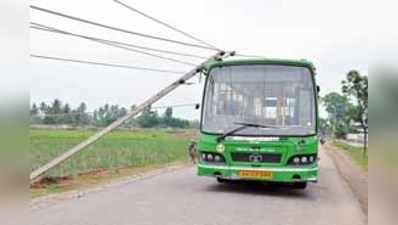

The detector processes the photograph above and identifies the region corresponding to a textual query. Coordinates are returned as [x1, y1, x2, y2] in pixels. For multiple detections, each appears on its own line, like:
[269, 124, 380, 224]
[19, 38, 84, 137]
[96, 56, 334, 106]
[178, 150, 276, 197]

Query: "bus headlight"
[200, 152, 226, 164]
[288, 154, 317, 166]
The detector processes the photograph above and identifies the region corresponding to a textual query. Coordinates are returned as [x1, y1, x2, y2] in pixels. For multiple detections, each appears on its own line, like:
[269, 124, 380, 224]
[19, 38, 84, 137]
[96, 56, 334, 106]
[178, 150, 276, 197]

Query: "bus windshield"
[202, 64, 316, 136]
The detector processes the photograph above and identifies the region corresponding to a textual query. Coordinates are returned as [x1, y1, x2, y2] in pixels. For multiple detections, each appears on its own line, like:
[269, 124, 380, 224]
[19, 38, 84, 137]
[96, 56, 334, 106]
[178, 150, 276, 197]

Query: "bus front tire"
[216, 177, 228, 183]
[293, 182, 307, 189]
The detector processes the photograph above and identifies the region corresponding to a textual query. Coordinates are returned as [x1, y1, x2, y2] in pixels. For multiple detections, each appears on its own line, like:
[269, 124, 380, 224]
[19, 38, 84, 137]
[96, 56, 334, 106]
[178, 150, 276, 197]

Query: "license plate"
[239, 170, 273, 179]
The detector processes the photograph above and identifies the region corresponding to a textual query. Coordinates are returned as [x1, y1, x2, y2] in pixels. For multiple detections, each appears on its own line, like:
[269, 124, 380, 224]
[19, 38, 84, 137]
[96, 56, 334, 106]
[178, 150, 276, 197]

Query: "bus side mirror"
[195, 104, 200, 110]
[316, 85, 320, 93]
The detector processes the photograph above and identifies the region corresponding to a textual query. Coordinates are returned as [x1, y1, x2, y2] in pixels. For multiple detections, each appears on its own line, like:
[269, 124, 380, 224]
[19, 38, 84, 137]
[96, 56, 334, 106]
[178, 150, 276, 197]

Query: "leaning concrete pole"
[30, 51, 231, 182]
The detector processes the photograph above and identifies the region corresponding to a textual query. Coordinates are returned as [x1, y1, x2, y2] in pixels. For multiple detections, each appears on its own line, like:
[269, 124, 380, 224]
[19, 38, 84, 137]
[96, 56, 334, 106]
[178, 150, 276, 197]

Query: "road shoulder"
[324, 143, 368, 216]
[31, 163, 193, 210]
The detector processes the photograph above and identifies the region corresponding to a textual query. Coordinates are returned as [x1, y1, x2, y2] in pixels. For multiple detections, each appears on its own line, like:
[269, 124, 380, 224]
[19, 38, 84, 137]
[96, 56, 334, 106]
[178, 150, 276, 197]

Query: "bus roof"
[205, 57, 316, 74]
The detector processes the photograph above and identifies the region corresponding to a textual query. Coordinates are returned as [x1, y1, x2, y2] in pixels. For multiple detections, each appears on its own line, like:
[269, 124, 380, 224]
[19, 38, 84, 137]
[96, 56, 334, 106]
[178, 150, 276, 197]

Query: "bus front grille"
[231, 152, 282, 163]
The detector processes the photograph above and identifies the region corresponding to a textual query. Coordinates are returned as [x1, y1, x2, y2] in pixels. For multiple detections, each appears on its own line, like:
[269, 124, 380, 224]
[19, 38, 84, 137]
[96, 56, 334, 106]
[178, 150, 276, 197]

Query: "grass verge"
[333, 140, 368, 171]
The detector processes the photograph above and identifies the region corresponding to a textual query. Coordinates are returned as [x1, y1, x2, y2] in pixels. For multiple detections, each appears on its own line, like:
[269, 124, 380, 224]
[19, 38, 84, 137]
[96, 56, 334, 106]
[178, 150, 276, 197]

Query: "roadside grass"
[30, 128, 197, 197]
[333, 140, 368, 171]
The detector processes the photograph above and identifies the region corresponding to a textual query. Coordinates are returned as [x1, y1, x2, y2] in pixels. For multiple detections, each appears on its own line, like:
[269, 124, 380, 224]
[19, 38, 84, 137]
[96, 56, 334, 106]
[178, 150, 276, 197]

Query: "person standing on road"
[188, 140, 198, 164]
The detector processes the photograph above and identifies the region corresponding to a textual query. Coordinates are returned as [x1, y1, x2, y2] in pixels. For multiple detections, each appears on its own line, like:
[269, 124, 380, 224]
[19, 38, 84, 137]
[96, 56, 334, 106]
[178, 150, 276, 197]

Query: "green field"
[30, 129, 196, 178]
[333, 141, 368, 171]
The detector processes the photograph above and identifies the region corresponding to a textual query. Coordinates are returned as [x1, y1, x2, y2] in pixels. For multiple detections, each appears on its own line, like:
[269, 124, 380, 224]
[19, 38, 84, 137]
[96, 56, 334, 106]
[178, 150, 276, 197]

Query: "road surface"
[30, 148, 366, 225]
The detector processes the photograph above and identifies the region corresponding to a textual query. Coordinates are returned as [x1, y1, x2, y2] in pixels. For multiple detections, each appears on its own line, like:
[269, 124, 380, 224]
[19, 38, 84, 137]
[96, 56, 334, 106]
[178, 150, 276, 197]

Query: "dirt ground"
[324, 143, 368, 215]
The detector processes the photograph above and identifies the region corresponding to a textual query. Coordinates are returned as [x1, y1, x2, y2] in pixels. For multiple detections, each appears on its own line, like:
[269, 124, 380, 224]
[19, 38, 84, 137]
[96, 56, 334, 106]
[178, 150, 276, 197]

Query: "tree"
[63, 104, 71, 113]
[75, 102, 90, 125]
[93, 104, 128, 127]
[62, 104, 73, 124]
[158, 107, 191, 128]
[30, 103, 39, 116]
[162, 107, 173, 127]
[77, 102, 87, 113]
[318, 118, 332, 136]
[342, 70, 368, 154]
[164, 107, 173, 119]
[30, 103, 42, 124]
[43, 99, 63, 124]
[189, 119, 200, 129]
[39, 102, 48, 114]
[322, 92, 351, 138]
[50, 99, 63, 114]
[137, 106, 160, 128]
[30, 100, 198, 129]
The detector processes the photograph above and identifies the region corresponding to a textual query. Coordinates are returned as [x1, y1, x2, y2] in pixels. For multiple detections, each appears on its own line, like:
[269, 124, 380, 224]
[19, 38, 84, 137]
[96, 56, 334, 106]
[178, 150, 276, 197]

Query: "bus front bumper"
[197, 164, 318, 183]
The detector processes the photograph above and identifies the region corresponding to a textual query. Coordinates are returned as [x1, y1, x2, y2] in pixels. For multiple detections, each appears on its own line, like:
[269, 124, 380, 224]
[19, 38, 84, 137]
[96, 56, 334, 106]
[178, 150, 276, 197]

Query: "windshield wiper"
[216, 122, 280, 142]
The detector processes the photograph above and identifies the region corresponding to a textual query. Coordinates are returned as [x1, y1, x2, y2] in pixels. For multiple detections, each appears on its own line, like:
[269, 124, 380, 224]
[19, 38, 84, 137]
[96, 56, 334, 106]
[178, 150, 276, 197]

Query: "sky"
[30, 0, 370, 119]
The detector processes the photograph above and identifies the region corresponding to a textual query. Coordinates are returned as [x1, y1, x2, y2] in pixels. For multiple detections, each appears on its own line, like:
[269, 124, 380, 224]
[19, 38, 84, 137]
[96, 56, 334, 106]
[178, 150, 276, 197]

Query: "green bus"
[197, 57, 319, 189]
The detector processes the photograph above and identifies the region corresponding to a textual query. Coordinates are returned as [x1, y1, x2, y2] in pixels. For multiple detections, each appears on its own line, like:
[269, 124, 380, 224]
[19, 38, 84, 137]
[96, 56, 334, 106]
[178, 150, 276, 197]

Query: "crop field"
[30, 129, 197, 178]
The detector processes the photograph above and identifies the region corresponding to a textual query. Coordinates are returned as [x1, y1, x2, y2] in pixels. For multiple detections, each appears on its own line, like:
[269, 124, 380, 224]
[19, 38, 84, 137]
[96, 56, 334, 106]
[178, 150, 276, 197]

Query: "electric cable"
[31, 23, 197, 66]
[113, 0, 220, 50]
[31, 54, 186, 74]
[30, 5, 218, 51]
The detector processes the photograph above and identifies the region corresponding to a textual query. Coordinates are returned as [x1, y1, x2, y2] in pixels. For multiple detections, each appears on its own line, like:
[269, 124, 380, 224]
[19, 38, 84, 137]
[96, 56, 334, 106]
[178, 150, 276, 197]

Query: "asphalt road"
[30, 148, 366, 225]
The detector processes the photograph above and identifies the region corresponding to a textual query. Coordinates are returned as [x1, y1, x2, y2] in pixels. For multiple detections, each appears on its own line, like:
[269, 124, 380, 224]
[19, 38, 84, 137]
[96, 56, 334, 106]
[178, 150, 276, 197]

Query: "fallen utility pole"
[30, 51, 233, 182]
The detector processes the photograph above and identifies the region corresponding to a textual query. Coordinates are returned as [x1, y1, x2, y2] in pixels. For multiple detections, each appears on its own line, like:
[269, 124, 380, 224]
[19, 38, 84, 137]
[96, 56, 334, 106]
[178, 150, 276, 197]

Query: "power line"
[31, 23, 207, 59]
[30, 54, 185, 74]
[31, 23, 197, 66]
[30, 5, 219, 51]
[235, 53, 263, 58]
[153, 103, 198, 109]
[113, 0, 219, 50]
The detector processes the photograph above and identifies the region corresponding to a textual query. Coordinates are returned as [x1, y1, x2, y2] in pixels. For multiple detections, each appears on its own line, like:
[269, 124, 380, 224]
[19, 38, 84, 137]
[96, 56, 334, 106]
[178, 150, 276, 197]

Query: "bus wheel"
[293, 182, 307, 189]
[217, 177, 228, 183]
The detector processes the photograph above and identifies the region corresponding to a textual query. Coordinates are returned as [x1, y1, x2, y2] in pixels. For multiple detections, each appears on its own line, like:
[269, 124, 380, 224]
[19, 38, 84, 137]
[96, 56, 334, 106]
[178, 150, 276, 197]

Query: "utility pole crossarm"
[30, 51, 232, 182]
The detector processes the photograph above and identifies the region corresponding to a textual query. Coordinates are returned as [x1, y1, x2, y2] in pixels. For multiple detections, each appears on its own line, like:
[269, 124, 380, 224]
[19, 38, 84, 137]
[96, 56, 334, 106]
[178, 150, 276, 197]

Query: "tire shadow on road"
[203, 180, 312, 199]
